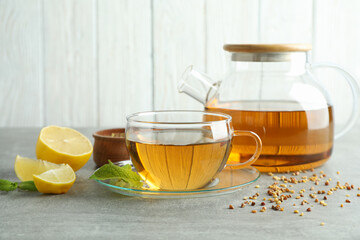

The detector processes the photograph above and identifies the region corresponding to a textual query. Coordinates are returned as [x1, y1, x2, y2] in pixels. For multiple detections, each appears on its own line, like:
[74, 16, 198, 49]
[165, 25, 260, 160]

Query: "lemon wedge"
[33, 164, 76, 194]
[36, 126, 93, 171]
[14, 155, 65, 181]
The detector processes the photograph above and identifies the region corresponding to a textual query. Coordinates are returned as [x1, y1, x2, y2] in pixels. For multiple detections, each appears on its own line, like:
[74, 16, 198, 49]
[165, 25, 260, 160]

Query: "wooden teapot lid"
[223, 44, 312, 53]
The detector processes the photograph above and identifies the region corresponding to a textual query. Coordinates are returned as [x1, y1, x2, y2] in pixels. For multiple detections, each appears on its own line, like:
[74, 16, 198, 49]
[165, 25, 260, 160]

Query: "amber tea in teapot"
[206, 100, 333, 172]
[179, 44, 359, 172]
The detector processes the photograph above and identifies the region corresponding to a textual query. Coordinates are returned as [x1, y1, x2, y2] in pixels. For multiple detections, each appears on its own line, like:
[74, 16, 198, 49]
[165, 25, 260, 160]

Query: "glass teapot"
[178, 44, 359, 172]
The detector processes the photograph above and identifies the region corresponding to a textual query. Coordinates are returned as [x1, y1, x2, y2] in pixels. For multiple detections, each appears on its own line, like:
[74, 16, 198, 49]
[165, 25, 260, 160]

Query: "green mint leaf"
[89, 161, 142, 188]
[123, 179, 143, 188]
[18, 181, 38, 191]
[122, 164, 132, 171]
[0, 179, 18, 192]
[90, 161, 139, 181]
[110, 179, 143, 189]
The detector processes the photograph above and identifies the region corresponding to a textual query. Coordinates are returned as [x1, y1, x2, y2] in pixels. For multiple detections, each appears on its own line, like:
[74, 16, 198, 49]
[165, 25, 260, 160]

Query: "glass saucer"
[95, 160, 260, 198]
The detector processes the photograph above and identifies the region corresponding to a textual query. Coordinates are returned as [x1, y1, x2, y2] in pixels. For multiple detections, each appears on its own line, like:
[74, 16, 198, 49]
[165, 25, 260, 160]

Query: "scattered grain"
[238, 171, 355, 217]
[272, 205, 281, 211]
[229, 205, 234, 209]
[273, 176, 280, 181]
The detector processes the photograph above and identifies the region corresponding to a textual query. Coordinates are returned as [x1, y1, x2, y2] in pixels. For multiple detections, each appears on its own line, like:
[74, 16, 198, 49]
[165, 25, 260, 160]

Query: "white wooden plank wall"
[205, 0, 259, 79]
[153, 0, 205, 111]
[43, 0, 97, 127]
[98, 0, 152, 127]
[1, 0, 359, 128]
[0, 0, 43, 127]
[312, 0, 360, 127]
[259, 0, 313, 43]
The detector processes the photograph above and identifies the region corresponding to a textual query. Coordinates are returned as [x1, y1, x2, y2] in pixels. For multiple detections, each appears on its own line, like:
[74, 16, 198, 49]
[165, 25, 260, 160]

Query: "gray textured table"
[1, 127, 359, 240]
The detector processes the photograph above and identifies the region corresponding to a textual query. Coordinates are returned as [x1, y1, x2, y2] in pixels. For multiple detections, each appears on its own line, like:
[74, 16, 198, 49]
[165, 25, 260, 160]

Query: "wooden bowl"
[92, 128, 129, 167]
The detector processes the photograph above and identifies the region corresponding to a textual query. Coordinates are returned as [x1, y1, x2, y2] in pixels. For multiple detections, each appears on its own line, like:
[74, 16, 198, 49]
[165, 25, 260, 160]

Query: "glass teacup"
[126, 110, 262, 190]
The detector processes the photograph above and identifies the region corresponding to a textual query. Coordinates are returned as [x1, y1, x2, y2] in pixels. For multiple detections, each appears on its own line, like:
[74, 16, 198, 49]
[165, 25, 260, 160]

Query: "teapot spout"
[178, 65, 220, 105]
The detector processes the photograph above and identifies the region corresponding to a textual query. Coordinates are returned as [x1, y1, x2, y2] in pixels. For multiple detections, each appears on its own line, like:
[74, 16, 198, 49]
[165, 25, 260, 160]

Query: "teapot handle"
[310, 62, 360, 139]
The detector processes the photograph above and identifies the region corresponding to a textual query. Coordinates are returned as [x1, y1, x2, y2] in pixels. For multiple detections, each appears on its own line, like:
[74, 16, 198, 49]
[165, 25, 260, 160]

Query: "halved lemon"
[14, 155, 65, 181]
[36, 126, 93, 171]
[33, 164, 76, 194]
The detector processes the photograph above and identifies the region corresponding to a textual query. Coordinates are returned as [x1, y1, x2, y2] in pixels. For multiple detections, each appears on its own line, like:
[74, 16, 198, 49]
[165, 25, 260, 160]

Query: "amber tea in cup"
[125, 111, 262, 191]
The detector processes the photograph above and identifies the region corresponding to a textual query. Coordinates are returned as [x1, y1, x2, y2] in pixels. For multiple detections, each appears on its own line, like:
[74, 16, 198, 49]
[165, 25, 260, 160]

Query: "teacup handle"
[226, 130, 262, 167]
